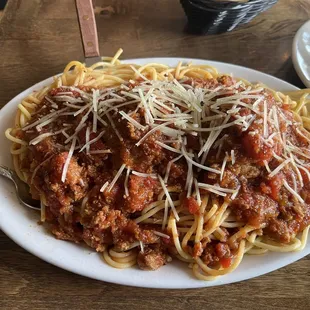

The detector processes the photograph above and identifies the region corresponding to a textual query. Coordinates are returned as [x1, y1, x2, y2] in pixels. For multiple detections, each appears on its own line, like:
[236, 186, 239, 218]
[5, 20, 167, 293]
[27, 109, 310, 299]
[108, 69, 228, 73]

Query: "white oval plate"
[293, 20, 310, 88]
[0, 58, 309, 289]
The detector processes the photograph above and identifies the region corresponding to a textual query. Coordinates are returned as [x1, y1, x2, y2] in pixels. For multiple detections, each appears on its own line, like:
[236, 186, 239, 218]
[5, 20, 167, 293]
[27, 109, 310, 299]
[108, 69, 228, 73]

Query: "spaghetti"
[5, 49, 310, 280]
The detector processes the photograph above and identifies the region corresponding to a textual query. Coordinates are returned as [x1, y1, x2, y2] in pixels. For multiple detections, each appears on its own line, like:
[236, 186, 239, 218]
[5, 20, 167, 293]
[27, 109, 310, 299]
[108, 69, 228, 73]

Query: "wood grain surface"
[1, 0, 310, 309]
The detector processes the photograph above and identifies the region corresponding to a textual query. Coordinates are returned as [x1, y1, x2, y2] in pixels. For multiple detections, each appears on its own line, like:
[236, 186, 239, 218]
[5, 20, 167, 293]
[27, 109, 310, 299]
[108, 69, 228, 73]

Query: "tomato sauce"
[19, 76, 310, 271]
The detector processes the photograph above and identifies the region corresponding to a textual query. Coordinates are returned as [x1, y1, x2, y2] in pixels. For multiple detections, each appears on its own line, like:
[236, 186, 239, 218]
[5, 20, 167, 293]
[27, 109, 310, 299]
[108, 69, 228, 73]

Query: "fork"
[0, 165, 41, 210]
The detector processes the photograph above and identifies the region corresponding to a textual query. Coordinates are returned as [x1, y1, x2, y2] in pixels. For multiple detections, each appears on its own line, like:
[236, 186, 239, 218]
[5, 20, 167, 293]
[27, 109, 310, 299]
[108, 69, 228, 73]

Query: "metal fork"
[0, 165, 41, 210]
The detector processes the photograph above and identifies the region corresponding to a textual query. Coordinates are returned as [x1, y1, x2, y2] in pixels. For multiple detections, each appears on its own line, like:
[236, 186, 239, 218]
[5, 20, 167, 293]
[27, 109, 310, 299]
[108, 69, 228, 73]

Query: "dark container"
[0, 0, 7, 10]
[180, 0, 278, 34]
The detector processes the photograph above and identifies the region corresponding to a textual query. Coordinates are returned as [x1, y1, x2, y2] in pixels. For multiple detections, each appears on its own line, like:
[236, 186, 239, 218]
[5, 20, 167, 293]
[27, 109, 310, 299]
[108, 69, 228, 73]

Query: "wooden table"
[1, 0, 310, 309]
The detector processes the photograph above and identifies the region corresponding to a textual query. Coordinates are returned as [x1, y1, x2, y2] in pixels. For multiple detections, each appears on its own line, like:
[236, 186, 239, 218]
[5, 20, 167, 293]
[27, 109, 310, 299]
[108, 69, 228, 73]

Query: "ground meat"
[140, 132, 165, 166]
[260, 173, 284, 201]
[51, 225, 82, 243]
[220, 169, 240, 189]
[49, 87, 81, 97]
[84, 205, 159, 251]
[137, 245, 168, 270]
[78, 127, 106, 151]
[127, 122, 143, 140]
[44, 153, 87, 209]
[50, 217, 83, 243]
[169, 161, 187, 182]
[183, 196, 200, 215]
[49, 153, 84, 187]
[242, 122, 283, 162]
[264, 218, 295, 243]
[201, 244, 220, 267]
[125, 113, 144, 141]
[103, 183, 122, 205]
[82, 227, 111, 252]
[31, 136, 55, 160]
[120, 131, 165, 172]
[125, 175, 159, 212]
[202, 242, 233, 269]
[230, 161, 261, 179]
[92, 207, 139, 250]
[193, 242, 203, 258]
[215, 242, 231, 259]
[264, 199, 310, 243]
[231, 191, 279, 228]
[217, 75, 234, 87]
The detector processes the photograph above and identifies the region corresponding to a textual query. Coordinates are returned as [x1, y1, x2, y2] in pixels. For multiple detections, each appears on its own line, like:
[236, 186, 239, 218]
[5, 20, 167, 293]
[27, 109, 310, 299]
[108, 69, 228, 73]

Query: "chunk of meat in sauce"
[82, 227, 112, 252]
[49, 87, 81, 98]
[183, 196, 200, 215]
[260, 173, 284, 201]
[264, 218, 296, 243]
[119, 112, 144, 141]
[169, 161, 187, 183]
[78, 127, 106, 152]
[193, 242, 203, 258]
[48, 210, 83, 243]
[90, 206, 159, 251]
[125, 175, 159, 212]
[242, 129, 283, 162]
[231, 191, 279, 228]
[217, 75, 234, 87]
[215, 242, 231, 259]
[230, 161, 261, 179]
[50, 222, 83, 243]
[220, 169, 240, 189]
[202, 242, 233, 268]
[120, 132, 165, 171]
[50, 153, 86, 191]
[43, 153, 87, 210]
[265, 200, 310, 243]
[31, 136, 56, 161]
[239, 99, 285, 163]
[137, 245, 168, 270]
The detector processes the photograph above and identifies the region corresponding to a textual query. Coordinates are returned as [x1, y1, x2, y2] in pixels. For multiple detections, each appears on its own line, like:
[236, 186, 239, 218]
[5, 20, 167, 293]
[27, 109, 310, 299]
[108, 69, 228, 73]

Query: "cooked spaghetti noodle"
[5, 49, 310, 280]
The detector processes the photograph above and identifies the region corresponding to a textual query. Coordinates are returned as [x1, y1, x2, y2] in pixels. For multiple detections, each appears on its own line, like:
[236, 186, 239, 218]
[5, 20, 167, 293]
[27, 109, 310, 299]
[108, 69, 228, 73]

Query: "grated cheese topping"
[124, 167, 131, 197]
[61, 137, 77, 182]
[100, 181, 110, 193]
[107, 163, 126, 192]
[132, 170, 158, 179]
[21, 77, 309, 204]
[158, 175, 180, 221]
[153, 231, 170, 239]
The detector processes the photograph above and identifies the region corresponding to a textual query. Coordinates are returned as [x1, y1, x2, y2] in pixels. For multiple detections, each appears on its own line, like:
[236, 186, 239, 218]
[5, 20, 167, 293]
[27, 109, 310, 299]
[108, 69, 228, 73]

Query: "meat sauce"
[19, 76, 310, 271]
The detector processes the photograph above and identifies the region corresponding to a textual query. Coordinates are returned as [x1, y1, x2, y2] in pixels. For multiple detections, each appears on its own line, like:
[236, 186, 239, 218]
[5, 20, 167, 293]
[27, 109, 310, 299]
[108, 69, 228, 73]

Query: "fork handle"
[75, 0, 100, 58]
[0, 165, 15, 182]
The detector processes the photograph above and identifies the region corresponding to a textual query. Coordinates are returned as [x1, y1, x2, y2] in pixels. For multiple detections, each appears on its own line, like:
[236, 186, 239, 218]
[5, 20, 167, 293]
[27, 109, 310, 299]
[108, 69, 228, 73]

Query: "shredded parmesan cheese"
[107, 163, 126, 192]
[61, 137, 77, 182]
[100, 181, 109, 193]
[153, 231, 170, 239]
[158, 175, 180, 221]
[269, 158, 291, 178]
[283, 180, 304, 204]
[132, 171, 158, 179]
[124, 167, 131, 197]
[220, 153, 228, 181]
[119, 110, 146, 130]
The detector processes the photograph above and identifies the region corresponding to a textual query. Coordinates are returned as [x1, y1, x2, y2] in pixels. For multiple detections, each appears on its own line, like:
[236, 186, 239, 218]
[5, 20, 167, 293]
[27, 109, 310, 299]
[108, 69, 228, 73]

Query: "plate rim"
[292, 20, 310, 88]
